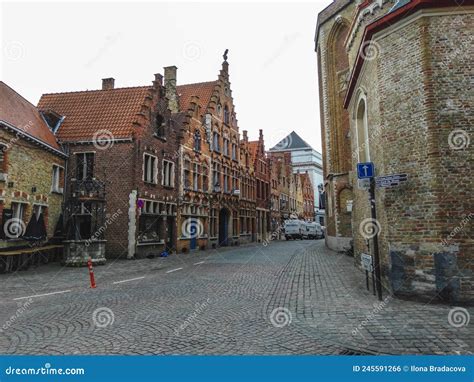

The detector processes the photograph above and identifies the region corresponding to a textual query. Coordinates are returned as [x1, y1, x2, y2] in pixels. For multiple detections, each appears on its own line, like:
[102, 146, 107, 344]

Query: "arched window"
[224, 105, 230, 125]
[356, 97, 370, 162]
[194, 130, 201, 151]
[156, 114, 165, 138]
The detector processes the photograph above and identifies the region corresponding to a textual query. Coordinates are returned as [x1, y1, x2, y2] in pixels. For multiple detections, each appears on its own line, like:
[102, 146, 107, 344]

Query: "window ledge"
[137, 240, 165, 246]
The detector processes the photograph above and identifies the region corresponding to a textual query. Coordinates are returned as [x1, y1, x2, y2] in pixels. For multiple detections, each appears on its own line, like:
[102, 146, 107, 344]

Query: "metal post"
[369, 178, 382, 301]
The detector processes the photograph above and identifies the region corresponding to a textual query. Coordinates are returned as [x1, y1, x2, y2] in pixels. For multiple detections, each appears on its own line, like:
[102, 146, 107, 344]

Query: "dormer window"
[156, 114, 166, 138]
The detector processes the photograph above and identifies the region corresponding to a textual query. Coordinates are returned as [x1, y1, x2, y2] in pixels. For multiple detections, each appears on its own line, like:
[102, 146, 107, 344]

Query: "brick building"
[269, 131, 324, 222]
[316, 0, 473, 302]
[239, 130, 257, 244]
[300, 172, 315, 221]
[0, 82, 67, 271]
[38, 74, 180, 262]
[249, 130, 271, 242]
[171, 57, 244, 250]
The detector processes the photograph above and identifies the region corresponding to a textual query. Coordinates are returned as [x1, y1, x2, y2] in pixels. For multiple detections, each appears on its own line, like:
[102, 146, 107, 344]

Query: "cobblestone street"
[0, 240, 472, 355]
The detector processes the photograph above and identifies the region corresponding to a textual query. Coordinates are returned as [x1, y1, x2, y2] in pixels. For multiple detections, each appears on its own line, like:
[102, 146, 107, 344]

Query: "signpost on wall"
[357, 162, 383, 301]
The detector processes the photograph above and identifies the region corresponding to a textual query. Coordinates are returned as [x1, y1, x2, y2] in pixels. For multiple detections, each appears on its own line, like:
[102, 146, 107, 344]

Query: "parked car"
[321, 226, 326, 239]
[284, 220, 304, 240]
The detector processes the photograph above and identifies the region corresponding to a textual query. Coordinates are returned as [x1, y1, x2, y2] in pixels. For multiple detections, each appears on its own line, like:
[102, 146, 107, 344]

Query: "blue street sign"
[357, 162, 374, 179]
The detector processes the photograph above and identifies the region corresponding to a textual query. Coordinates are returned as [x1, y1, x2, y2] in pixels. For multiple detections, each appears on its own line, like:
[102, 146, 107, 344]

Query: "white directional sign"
[357, 178, 370, 190]
[361, 253, 373, 272]
[375, 173, 408, 188]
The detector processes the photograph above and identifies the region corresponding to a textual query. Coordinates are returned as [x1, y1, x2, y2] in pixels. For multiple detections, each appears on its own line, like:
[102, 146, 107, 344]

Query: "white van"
[303, 222, 323, 239]
[284, 220, 303, 240]
[303, 222, 316, 239]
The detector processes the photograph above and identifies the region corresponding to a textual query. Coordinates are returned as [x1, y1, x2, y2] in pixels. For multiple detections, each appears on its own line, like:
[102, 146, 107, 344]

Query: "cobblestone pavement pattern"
[0, 241, 472, 355]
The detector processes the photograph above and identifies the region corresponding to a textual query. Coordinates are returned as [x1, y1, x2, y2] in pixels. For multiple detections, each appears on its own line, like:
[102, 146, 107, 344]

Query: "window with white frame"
[193, 163, 200, 191]
[162, 160, 175, 187]
[51, 165, 64, 193]
[75, 152, 94, 180]
[143, 153, 158, 184]
[10, 202, 26, 238]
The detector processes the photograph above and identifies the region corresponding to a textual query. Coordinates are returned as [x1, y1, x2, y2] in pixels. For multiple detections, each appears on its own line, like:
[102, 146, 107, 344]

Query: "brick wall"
[0, 129, 65, 240]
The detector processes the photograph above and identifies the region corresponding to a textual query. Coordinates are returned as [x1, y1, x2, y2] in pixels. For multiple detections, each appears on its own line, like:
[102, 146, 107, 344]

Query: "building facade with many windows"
[38, 74, 180, 262]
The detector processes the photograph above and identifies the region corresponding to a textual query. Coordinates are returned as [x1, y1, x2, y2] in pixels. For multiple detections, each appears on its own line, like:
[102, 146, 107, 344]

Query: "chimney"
[164, 66, 179, 113]
[243, 130, 248, 142]
[102, 78, 115, 90]
[259, 129, 264, 141]
[154, 73, 163, 86]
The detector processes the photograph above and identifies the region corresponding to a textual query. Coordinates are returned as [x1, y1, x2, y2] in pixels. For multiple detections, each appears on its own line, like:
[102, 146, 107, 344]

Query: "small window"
[184, 159, 191, 189]
[223, 138, 229, 156]
[224, 105, 230, 125]
[75, 153, 94, 181]
[162, 160, 175, 187]
[194, 130, 201, 152]
[10, 202, 26, 239]
[143, 154, 158, 184]
[213, 132, 220, 152]
[0, 144, 7, 173]
[51, 165, 64, 193]
[156, 114, 166, 138]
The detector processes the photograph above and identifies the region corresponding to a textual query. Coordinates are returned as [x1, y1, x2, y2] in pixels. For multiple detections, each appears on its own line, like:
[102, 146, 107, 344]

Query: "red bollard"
[87, 258, 97, 289]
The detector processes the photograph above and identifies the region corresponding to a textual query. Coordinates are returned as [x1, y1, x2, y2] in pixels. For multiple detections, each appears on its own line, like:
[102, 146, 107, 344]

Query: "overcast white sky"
[1, 0, 328, 151]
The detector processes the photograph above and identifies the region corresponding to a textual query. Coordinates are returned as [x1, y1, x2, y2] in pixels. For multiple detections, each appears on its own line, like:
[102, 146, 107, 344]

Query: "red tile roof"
[0, 81, 61, 150]
[177, 81, 217, 113]
[38, 86, 151, 141]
